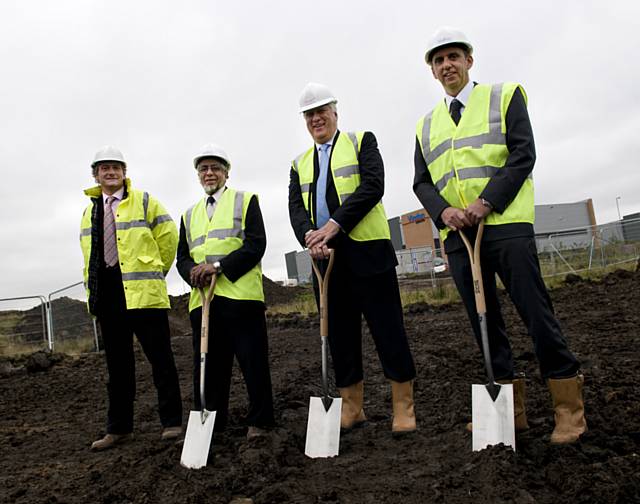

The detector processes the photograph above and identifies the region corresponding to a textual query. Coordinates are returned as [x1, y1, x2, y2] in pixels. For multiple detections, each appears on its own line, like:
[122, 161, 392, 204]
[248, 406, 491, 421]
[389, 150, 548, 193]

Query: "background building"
[285, 198, 606, 283]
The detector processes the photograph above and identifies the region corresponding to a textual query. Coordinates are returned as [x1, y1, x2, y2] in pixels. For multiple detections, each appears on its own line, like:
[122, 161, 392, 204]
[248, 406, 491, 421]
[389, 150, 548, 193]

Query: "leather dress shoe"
[246, 426, 267, 440]
[161, 426, 182, 441]
[90, 433, 133, 451]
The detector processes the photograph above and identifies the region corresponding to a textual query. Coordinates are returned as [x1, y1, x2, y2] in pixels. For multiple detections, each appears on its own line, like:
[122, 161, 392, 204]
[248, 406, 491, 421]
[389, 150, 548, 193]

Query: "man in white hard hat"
[413, 27, 587, 443]
[176, 144, 274, 440]
[289, 83, 417, 435]
[80, 146, 183, 451]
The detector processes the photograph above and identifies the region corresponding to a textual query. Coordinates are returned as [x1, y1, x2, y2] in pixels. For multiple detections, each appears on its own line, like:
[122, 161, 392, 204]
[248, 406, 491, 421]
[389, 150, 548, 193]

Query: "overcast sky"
[1, 0, 639, 303]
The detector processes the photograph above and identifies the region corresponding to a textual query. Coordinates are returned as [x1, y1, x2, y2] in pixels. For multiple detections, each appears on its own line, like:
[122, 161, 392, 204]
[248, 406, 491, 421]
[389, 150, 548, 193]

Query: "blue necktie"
[316, 143, 331, 228]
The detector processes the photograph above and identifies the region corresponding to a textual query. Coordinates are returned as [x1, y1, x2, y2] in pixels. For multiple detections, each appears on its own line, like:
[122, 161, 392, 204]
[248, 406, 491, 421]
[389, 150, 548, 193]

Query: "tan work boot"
[90, 433, 133, 451]
[161, 426, 182, 441]
[548, 374, 587, 444]
[391, 380, 416, 434]
[466, 378, 529, 432]
[338, 380, 366, 429]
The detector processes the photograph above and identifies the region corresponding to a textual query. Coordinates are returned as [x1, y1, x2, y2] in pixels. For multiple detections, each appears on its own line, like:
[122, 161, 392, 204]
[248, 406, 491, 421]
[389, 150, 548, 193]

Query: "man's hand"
[441, 207, 472, 231]
[305, 221, 340, 260]
[190, 263, 217, 287]
[464, 198, 492, 225]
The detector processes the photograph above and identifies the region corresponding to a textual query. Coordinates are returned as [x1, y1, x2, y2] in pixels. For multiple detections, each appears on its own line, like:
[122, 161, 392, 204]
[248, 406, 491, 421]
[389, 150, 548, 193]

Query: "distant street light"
[616, 196, 622, 221]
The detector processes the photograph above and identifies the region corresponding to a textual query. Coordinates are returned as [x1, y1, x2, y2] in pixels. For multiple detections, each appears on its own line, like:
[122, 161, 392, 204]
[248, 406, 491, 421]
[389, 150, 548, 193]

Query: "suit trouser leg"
[318, 259, 364, 388]
[130, 309, 183, 428]
[490, 237, 580, 379]
[190, 307, 234, 430]
[448, 247, 515, 380]
[358, 269, 416, 383]
[97, 268, 136, 434]
[232, 311, 275, 428]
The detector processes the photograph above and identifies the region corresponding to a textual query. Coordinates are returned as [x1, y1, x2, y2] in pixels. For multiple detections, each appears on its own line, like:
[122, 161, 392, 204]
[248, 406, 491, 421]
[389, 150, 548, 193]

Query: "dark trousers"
[315, 259, 416, 388]
[97, 267, 182, 434]
[190, 302, 274, 429]
[448, 235, 580, 380]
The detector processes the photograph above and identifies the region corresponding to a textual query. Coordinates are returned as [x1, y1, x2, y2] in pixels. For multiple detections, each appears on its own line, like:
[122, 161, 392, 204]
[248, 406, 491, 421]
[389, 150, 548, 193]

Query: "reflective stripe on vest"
[292, 131, 390, 242]
[416, 82, 535, 243]
[183, 188, 264, 310]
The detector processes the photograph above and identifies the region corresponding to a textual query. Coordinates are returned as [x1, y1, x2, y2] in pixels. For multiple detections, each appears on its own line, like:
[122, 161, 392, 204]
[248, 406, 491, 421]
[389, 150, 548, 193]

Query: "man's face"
[95, 162, 125, 194]
[430, 46, 473, 96]
[304, 104, 338, 144]
[197, 157, 228, 195]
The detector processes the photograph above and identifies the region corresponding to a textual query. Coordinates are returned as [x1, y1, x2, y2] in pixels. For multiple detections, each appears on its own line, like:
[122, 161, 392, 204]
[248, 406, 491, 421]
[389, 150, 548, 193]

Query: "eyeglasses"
[197, 164, 227, 174]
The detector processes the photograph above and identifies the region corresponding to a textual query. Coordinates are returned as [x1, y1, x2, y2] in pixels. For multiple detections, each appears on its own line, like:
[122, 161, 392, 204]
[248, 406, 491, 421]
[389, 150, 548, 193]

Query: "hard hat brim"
[298, 97, 337, 114]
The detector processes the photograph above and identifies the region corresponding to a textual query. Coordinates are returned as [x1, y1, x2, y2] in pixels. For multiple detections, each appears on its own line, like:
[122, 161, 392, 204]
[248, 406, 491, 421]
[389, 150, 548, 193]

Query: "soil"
[1, 270, 639, 504]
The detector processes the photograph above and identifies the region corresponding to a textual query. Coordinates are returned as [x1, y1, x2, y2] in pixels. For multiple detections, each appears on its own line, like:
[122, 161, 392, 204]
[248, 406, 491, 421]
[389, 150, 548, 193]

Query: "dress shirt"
[102, 187, 125, 216]
[312, 131, 342, 231]
[444, 79, 474, 115]
[205, 185, 226, 219]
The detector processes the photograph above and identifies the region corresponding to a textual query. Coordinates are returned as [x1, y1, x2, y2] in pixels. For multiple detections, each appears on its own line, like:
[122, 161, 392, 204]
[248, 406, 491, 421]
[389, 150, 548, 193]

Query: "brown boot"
[548, 374, 587, 444]
[338, 381, 366, 429]
[391, 380, 416, 434]
[466, 378, 529, 432]
[90, 433, 133, 451]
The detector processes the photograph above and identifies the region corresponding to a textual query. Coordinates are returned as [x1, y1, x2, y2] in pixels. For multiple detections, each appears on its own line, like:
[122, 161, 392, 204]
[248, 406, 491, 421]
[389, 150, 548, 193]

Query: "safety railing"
[0, 283, 98, 356]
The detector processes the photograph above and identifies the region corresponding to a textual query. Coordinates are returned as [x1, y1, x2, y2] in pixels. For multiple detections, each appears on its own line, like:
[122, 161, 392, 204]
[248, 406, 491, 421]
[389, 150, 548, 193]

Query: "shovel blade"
[471, 383, 515, 452]
[180, 409, 217, 469]
[304, 396, 342, 458]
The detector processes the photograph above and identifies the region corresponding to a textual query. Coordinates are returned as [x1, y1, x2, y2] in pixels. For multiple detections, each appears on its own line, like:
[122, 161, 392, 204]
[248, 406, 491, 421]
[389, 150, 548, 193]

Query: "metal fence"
[0, 282, 98, 356]
[395, 217, 640, 280]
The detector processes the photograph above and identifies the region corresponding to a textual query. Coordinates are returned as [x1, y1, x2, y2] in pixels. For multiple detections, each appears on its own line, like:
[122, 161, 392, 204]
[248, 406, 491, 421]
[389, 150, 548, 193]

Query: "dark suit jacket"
[413, 86, 537, 253]
[288, 130, 397, 277]
[176, 191, 266, 314]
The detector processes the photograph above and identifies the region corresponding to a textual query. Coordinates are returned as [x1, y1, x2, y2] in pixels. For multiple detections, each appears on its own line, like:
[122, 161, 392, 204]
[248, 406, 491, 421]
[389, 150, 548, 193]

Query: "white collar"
[444, 80, 475, 109]
[315, 130, 338, 152]
[102, 186, 124, 203]
[205, 185, 226, 203]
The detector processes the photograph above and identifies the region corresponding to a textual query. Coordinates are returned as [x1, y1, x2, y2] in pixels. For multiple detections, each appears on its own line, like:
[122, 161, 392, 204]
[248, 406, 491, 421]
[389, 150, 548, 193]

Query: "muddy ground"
[1, 269, 639, 504]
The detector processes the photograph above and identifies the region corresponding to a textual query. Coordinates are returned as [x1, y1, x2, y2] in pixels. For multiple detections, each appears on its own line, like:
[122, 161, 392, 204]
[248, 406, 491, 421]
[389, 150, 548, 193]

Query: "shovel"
[459, 221, 515, 451]
[180, 273, 218, 469]
[305, 249, 342, 458]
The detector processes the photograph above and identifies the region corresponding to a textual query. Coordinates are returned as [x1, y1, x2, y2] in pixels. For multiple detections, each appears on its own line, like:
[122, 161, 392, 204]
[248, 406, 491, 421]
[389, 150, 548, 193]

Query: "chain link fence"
[396, 217, 640, 282]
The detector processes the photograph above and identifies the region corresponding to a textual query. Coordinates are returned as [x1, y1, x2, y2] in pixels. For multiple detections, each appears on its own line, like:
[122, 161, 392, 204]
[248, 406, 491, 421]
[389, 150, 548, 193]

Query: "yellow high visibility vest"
[292, 131, 390, 241]
[80, 178, 177, 310]
[182, 188, 264, 312]
[416, 83, 535, 243]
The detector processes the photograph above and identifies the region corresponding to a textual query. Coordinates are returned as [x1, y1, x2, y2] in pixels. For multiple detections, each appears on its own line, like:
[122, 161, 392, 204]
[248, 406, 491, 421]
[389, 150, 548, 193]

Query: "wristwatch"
[481, 198, 494, 210]
[213, 261, 222, 274]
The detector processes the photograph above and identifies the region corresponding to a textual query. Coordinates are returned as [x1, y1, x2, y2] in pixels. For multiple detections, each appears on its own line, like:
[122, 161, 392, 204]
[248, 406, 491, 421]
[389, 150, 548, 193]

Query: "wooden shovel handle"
[311, 249, 335, 338]
[458, 221, 486, 314]
[197, 273, 217, 354]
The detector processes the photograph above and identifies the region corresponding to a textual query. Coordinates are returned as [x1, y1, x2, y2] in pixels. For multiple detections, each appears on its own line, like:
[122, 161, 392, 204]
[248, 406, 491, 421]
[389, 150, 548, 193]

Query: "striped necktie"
[103, 196, 118, 267]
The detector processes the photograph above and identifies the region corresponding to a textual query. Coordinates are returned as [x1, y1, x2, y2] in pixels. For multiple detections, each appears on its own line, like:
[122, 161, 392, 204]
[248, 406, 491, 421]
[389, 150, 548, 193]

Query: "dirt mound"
[1, 269, 639, 503]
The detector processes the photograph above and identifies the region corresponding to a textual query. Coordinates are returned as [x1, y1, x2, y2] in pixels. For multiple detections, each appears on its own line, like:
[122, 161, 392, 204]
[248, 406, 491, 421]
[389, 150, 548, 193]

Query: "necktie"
[103, 196, 118, 267]
[450, 98, 462, 126]
[206, 195, 215, 220]
[316, 144, 331, 228]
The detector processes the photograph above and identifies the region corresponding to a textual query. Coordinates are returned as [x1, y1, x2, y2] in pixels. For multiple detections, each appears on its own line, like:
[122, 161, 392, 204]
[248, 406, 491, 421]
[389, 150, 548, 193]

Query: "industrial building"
[285, 199, 603, 284]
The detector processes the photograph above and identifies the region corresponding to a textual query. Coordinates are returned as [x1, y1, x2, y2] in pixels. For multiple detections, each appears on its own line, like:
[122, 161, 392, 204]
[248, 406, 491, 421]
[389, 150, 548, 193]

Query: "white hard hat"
[92, 145, 126, 168]
[424, 26, 473, 65]
[298, 82, 337, 114]
[193, 143, 231, 170]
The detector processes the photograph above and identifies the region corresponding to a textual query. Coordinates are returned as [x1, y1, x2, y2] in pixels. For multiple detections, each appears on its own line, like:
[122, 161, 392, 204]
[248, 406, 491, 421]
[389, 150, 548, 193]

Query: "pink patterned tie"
[103, 196, 118, 267]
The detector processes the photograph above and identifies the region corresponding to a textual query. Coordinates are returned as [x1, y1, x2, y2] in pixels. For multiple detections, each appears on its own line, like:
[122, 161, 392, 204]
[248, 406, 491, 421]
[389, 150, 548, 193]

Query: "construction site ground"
[1, 269, 639, 503]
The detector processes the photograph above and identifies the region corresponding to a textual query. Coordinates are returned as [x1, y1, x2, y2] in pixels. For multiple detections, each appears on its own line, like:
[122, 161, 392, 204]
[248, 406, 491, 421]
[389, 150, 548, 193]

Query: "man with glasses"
[80, 146, 182, 451]
[176, 144, 274, 440]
